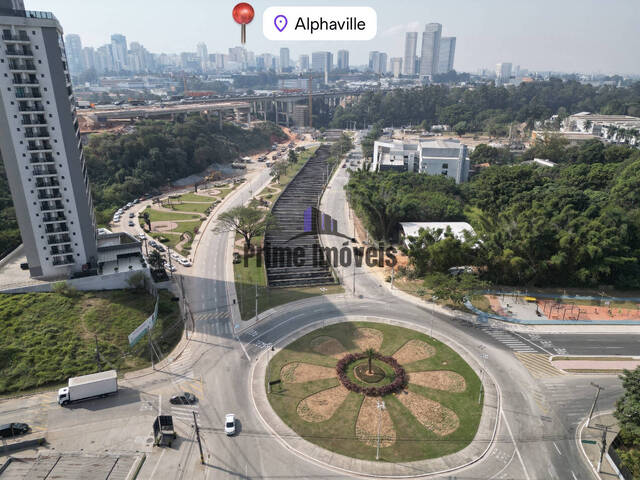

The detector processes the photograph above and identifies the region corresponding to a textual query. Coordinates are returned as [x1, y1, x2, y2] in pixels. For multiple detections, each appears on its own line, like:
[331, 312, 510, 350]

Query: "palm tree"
[365, 348, 375, 374]
[148, 250, 165, 271]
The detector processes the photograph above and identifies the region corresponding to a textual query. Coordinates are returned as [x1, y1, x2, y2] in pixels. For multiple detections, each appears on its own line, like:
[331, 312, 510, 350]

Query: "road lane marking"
[501, 409, 531, 480]
[571, 471, 577, 480]
[553, 442, 562, 455]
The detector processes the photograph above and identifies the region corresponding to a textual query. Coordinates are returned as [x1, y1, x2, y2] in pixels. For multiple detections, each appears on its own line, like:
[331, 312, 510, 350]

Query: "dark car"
[169, 392, 197, 405]
[156, 245, 166, 253]
[19, 262, 29, 270]
[0, 422, 30, 438]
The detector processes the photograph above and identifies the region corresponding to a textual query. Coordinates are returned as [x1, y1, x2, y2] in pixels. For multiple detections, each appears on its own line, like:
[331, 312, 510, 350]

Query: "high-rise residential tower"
[64, 33, 83, 75]
[390, 57, 402, 78]
[311, 51, 332, 73]
[336, 49, 349, 71]
[368, 51, 387, 74]
[110, 33, 127, 71]
[0, 0, 98, 278]
[298, 54, 309, 72]
[402, 32, 417, 75]
[279, 47, 290, 72]
[496, 62, 512, 85]
[419, 23, 441, 78]
[438, 37, 456, 74]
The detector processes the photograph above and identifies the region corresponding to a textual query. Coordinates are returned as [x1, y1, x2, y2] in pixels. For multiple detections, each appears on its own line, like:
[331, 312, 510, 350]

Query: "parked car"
[149, 240, 158, 248]
[179, 258, 191, 267]
[167, 265, 177, 273]
[20, 262, 29, 270]
[224, 414, 236, 436]
[0, 422, 30, 438]
[170, 392, 197, 405]
[171, 252, 180, 260]
[129, 212, 135, 218]
[156, 245, 166, 253]
[128, 221, 134, 227]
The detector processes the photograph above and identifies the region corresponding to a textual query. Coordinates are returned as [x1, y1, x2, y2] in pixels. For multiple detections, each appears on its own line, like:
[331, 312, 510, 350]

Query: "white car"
[167, 265, 177, 273]
[224, 414, 236, 436]
[171, 252, 180, 260]
[179, 259, 192, 267]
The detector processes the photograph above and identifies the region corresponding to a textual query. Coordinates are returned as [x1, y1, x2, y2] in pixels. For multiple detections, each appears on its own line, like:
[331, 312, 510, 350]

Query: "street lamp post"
[478, 346, 488, 404]
[588, 382, 604, 427]
[376, 400, 385, 460]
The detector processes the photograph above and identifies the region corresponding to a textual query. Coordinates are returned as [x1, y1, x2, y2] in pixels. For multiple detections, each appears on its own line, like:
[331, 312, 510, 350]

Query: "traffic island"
[251, 317, 499, 476]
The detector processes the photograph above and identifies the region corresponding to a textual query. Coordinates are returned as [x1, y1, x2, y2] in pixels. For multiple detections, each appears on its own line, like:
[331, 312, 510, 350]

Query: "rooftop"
[400, 222, 475, 242]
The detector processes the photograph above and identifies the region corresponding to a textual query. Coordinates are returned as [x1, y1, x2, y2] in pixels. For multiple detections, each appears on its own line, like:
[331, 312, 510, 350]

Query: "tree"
[365, 348, 375, 374]
[141, 211, 151, 231]
[270, 161, 288, 184]
[147, 250, 165, 271]
[213, 206, 276, 249]
[287, 149, 298, 165]
[614, 367, 640, 477]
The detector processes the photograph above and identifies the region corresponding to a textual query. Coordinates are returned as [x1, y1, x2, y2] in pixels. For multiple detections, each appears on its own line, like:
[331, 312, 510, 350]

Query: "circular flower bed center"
[336, 352, 407, 397]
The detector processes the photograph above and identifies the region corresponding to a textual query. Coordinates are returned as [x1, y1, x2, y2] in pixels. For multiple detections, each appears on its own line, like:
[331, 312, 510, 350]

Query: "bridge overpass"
[78, 89, 380, 128]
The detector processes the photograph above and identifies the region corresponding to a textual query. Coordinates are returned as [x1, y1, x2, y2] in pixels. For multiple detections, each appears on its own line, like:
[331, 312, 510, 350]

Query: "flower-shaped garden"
[266, 322, 483, 462]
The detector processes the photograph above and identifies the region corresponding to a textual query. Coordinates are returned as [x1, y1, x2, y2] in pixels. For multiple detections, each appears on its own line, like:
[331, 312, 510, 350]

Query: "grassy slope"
[266, 321, 482, 462]
[0, 289, 181, 395]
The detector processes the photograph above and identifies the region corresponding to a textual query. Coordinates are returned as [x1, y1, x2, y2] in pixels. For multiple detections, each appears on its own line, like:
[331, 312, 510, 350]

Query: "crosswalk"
[478, 326, 538, 353]
[541, 379, 591, 425]
[515, 353, 566, 378]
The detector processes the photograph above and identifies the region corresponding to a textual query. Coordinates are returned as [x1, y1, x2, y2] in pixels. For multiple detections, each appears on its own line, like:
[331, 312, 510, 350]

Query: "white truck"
[58, 370, 118, 406]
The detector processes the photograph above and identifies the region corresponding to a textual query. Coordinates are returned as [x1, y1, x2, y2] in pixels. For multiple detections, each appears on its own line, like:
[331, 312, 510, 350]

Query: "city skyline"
[23, 0, 640, 75]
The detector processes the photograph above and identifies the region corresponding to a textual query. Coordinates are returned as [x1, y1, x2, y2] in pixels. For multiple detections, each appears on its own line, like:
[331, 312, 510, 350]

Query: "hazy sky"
[25, 0, 640, 74]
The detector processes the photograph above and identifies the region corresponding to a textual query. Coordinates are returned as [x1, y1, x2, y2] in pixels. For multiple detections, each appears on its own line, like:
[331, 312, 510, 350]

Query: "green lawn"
[171, 220, 203, 235]
[234, 245, 343, 320]
[144, 207, 200, 222]
[0, 289, 181, 395]
[167, 202, 213, 214]
[267, 322, 483, 462]
[148, 232, 182, 250]
[174, 192, 216, 203]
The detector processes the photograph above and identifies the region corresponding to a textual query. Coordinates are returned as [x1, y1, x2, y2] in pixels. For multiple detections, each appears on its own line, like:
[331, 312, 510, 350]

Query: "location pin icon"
[274, 14, 288, 32]
[232, 3, 255, 44]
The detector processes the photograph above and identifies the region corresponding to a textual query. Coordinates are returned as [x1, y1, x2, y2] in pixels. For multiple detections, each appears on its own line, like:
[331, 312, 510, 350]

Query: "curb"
[249, 315, 501, 478]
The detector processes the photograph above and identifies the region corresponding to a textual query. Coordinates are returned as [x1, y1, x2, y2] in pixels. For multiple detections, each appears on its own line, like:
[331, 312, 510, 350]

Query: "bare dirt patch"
[297, 385, 349, 423]
[396, 391, 459, 436]
[152, 221, 179, 232]
[280, 362, 336, 383]
[352, 328, 383, 352]
[392, 340, 436, 365]
[356, 396, 396, 447]
[408, 371, 466, 392]
[310, 336, 347, 359]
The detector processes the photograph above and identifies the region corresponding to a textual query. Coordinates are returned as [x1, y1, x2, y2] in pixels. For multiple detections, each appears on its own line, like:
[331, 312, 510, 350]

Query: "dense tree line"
[615, 367, 640, 476]
[330, 79, 640, 135]
[0, 117, 286, 252]
[85, 117, 286, 223]
[346, 141, 640, 288]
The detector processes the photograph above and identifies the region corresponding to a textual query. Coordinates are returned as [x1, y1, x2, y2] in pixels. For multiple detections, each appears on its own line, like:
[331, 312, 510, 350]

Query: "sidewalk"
[578, 412, 624, 480]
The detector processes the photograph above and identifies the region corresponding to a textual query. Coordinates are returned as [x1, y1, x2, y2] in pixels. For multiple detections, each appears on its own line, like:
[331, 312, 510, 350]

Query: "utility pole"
[255, 281, 259, 322]
[588, 383, 604, 427]
[193, 411, 204, 465]
[390, 266, 395, 290]
[167, 252, 173, 278]
[94, 335, 101, 371]
[148, 326, 154, 370]
[596, 424, 611, 473]
[376, 400, 385, 460]
[268, 344, 274, 393]
[478, 348, 488, 404]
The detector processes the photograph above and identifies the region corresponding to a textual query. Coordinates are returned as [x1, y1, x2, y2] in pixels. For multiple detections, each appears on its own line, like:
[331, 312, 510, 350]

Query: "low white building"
[399, 222, 476, 246]
[563, 112, 640, 145]
[372, 139, 470, 183]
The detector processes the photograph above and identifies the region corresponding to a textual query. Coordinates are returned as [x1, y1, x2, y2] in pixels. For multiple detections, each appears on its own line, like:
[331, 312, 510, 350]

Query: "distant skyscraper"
[368, 51, 387, 74]
[390, 57, 403, 78]
[95, 44, 115, 73]
[82, 47, 96, 72]
[0, 0, 99, 278]
[196, 42, 208, 71]
[110, 34, 128, 71]
[403, 32, 417, 75]
[64, 34, 84, 75]
[311, 51, 332, 73]
[419, 23, 442, 78]
[438, 37, 456, 74]
[337, 49, 349, 70]
[279, 47, 290, 72]
[299, 54, 309, 72]
[496, 62, 512, 85]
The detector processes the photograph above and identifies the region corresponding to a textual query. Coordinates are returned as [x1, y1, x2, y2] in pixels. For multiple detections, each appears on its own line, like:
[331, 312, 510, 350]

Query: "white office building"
[438, 37, 456, 74]
[403, 32, 417, 75]
[419, 23, 442, 78]
[496, 62, 512, 85]
[372, 139, 470, 183]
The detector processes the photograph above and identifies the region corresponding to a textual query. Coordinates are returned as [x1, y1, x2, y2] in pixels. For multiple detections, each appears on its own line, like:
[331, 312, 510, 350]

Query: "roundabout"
[257, 320, 490, 468]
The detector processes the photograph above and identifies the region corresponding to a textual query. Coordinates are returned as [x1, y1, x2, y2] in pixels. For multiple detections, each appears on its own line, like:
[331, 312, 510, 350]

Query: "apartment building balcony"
[24, 128, 49, 139]
[47, 234, 71, 245]
[36, 178, 60, 188]
[15, 87, 41, 99]
[51, 245, 73, 255]
[6, 45, 33, 57]
[12, 76, 38, 86]
[18, 102, 44, 112]
[42, 213, 66, 223]
[52, 256, 74, 266]
[37, 190, 62, 200]
[45, 223, 68, 234]
[22, 114, 47, 126]
[30, 153, 54, 163]
[27, 141, 52, 152]
[2, 31, 30, 42]
[8, 60, 35, 71]
[40, 200, 64, 212]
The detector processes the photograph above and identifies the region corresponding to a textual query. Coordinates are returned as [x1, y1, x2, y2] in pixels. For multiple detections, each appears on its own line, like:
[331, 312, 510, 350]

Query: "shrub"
[51, 281, 80, 298]
[336, 352, 406, 396]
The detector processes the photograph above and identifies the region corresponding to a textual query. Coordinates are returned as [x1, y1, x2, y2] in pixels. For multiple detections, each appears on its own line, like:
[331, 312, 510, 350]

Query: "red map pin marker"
[232, 3, 254, 44]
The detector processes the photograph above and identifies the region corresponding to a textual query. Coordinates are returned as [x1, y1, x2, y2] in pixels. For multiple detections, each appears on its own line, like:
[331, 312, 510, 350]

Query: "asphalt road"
[0, 133, 633, 480]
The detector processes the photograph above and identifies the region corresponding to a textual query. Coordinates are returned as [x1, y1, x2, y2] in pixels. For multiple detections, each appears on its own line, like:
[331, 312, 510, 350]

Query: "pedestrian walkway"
[515, 353, 566, 378]
[579, 412, 623, 479]
[170, 404, 199, 425]
[542, 378, 595, 426]
[478, 325, 538, 352]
